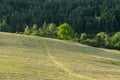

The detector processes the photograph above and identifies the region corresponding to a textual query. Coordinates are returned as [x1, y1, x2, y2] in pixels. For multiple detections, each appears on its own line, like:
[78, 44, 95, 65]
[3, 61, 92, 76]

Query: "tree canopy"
[57, 23, 74, 39]
[0, 0, 120, 33]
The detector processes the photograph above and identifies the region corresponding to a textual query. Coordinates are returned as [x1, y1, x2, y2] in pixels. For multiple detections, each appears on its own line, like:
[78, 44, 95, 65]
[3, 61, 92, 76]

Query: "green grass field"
[0, 32, 120, 80]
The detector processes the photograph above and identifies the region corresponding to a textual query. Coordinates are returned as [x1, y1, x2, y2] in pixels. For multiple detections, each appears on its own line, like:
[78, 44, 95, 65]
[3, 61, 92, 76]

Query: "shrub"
[111, 32, 120, 45]
[114, 41, 120, 49]
[111, 32, 120, 49]
[24, 25, 31, 35]
[104, 35, 111, 46]
[83, 39, 98, 47]
[47, 23, 57, 37]
[95, 32, 106, 47]
[31, 24, 39, 35]
[80, 33, 87, 43]
[0, 19, 10, 32]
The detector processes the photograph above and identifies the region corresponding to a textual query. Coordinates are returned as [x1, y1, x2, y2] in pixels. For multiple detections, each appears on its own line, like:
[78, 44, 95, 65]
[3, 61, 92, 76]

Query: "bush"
[95, 32, 106, 47]
[31, 24, 39, 35]
[104, 35, 111, 47]
[114, 41, 120, 49]
[83, 39, 98, 47]
[72, 33, 79, 42]
[0, 19, 10, 32]
[111, 32, 120, 46]
[47, 23, 57, 37]
[80, 33, 87, 43]
[24, 25, 31, 35]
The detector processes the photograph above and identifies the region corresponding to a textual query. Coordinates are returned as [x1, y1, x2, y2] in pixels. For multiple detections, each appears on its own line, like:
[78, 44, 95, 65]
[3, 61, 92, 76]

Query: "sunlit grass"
[0, 32, 120, 80]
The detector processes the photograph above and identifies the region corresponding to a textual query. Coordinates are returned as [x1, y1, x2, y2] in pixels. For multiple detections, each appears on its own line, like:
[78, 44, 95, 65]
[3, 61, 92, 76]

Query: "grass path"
[38, 39, 97, 80]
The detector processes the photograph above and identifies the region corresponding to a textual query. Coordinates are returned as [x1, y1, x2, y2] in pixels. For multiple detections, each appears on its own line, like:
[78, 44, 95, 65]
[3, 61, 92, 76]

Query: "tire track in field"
[38, 39, 97, 80]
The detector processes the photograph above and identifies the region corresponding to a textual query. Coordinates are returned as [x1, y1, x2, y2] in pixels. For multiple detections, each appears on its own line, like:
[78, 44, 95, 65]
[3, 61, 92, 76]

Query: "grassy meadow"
[0, 32, 120, 80]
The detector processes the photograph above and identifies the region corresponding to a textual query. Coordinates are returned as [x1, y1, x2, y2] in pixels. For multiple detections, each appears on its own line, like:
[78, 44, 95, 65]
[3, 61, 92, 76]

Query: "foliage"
[112, 32, 120, 44]
[21, 22, 120, 50]
[83, 39, 98, 47]
[111, 32, 120, 48]
[47, 23, 56, 33]
[42, 22, 48, 31]
[80, 33, 87, 43]
[114, 41, 120, 49]
[38, 22, 57, 37]
[47, 23, 57, 37]
[73, 32, 79, 42]
[0, 0, 120, 33]
[0, 19, 10, 32]
[24, 25, 31, 35]
[104, 35, 111, 46]
[57, 23, 74, 39]
[95, 32, 106, 47]
[31, 24, 39, 35]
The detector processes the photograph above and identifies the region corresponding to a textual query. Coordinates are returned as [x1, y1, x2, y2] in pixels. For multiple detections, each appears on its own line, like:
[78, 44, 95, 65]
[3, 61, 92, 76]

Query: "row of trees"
[24, 22, 74, 39]
[0, 0, 120, 33]
[24, 22, 57, 37]
[23, 22, 120, 50]
[80, 32, 120, 50]
[0, 18, 119, 50]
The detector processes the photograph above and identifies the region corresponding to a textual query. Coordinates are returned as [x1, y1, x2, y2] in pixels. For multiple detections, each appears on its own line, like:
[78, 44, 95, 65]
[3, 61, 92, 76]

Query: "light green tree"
[47, 23, 56, 36]
[80, 33, 87, 43]
[104, 34, 111, 46]
[0, 19, 10, 32]
[111, 32, 120, 48]
[48, 23, 56, 32]
[42, 22, 48, 31]
[24, 25, 31, 35]
[95, 32, 106, 47]
[31, 24, 39, 35]
[57, 23, 74, 39]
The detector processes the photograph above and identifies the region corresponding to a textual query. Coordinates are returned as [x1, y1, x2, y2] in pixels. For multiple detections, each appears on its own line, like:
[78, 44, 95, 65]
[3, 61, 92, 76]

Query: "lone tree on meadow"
[57, 23, 74, 40]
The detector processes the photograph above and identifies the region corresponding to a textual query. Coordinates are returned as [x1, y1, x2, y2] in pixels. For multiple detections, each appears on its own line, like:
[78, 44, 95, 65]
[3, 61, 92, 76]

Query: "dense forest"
[0, 0, 120, 33]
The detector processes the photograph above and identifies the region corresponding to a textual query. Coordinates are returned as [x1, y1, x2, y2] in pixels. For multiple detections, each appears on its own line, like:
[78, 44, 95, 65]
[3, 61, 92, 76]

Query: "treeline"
[23, 22, 120, 50]
[0, 0, 120, 33]
[80, 32, 120, 50]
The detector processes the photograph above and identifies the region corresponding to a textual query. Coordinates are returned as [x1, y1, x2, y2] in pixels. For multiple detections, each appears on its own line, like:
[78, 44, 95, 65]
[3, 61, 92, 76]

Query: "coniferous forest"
[0, 0, 120, 49]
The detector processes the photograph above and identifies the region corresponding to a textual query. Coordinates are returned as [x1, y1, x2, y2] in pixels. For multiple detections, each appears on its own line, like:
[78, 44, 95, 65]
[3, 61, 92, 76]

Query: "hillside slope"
[0, 32, 120, 80]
